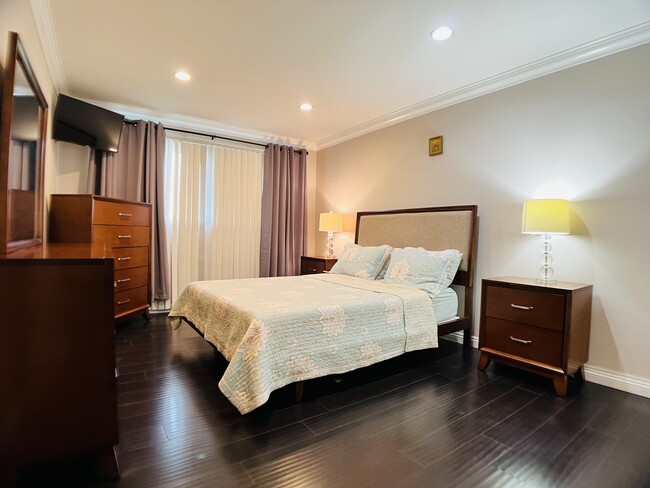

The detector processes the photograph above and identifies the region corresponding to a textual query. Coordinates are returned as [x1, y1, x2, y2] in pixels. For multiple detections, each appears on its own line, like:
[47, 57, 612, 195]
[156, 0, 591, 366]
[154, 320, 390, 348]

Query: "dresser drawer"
[93, 200, 150, 227]
[115, 285, 148, 318]
[114, 266, 148, 293]
[485, 286, 565, 331]
[93, 225, 149, 248]
[301, 258, 326, 275]
[484, 317, 563, 366]
[112, 247, 148, 270]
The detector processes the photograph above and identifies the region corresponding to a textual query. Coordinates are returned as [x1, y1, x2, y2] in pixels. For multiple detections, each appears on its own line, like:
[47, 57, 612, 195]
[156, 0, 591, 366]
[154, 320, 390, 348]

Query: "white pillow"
[330, 243, 393, 280]
[382, 247, 462, 296]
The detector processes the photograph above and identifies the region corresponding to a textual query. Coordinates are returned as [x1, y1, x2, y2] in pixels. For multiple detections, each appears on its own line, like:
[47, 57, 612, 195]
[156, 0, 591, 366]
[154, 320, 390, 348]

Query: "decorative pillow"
[382, 247, 462, 296]
[330, 243, 393, 280]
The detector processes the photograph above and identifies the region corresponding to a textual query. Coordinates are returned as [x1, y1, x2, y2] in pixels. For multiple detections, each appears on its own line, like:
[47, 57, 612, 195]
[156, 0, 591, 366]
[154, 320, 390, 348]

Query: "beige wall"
[1, 0, 57, 234]
[316, 43, 650, 389]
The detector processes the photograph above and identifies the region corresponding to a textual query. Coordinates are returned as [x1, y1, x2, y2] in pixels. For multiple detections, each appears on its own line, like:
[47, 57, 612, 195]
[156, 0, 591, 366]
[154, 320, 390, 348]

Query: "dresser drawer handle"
[309, 268, 317, 272]
[117, 257, 131, 262]
[117, 299, 131, 305]
[511, 303, 534, 311]
[510, 336, 533, 345]
[117, 278, 131, 283]
[118, 212, 132, 217]
[118, 235, 132, 239]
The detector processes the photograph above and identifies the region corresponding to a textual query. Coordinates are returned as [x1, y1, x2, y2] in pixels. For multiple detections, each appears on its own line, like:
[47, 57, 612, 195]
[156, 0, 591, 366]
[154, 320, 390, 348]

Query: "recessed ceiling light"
[431, 26, 453, 41]
[299, 103, 313, 111]
[174, 71, 191, 81]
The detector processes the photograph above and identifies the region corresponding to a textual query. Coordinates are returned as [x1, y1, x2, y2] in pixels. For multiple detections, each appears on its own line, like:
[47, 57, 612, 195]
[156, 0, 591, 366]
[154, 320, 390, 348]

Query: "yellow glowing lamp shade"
[319, 212, 342, 233]
[522, 199, 570, 235]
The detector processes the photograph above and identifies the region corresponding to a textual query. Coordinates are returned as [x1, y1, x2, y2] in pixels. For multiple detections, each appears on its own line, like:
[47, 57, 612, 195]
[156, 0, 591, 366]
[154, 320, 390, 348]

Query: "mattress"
[432, 287, 458, 324]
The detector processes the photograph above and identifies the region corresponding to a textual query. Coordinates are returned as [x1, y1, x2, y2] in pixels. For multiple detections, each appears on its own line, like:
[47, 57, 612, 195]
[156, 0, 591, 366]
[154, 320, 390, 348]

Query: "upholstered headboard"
[355, 205, 478, 287]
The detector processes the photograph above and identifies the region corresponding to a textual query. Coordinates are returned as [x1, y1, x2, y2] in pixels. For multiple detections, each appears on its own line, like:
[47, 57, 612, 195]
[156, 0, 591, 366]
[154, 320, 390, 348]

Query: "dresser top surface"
[51, 194, 151, 207]
[1, 243, 114, 261]
[484, 276, 592, 292]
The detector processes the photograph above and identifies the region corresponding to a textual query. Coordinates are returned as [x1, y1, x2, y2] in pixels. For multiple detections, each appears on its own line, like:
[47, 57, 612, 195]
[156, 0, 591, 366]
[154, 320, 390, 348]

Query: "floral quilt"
[168, 273, 438, 414]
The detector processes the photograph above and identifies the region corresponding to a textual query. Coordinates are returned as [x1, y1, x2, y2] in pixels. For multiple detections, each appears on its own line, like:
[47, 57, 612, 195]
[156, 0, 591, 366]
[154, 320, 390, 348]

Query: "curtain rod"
[164, 126, 308, 153]
[165, 127, 267, 148]
[123, 121, 307, 153]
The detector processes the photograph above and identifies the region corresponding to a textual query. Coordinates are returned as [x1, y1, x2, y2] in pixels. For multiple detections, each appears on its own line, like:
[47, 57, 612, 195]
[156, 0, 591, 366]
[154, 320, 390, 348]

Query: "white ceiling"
[36, 0, 650, 149]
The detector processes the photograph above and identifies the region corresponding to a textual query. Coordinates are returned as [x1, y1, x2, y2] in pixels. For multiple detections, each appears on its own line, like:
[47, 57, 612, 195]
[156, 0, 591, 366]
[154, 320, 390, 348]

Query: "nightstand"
[478, 276, 592, 397]
[300, 256, 337, 275]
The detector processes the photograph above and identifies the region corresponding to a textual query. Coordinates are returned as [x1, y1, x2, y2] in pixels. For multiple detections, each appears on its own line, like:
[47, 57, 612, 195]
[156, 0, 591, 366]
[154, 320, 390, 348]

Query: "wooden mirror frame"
[0, 32, 48, 254]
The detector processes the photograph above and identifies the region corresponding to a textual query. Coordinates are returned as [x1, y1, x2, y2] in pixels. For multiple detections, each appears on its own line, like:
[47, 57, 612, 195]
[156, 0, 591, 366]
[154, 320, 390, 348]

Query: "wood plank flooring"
[17, 315, 650, 487]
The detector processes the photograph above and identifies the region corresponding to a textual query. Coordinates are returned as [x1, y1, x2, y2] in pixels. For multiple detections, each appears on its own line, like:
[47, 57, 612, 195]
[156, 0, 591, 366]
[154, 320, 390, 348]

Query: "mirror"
[0, 32, 48, 253]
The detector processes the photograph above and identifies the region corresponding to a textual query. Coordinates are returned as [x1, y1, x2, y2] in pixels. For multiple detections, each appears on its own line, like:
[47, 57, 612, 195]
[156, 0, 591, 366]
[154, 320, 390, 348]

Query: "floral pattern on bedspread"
[168, 273, 438, 414]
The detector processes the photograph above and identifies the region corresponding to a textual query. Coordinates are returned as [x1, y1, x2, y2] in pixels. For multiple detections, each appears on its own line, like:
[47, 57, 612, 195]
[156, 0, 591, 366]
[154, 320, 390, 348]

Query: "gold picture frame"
[429, 136, 443, 156]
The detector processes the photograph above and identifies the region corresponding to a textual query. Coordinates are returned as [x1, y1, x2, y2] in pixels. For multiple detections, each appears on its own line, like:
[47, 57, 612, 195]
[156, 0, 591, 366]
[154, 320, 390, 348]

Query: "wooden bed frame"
[181, 204, 479, 404]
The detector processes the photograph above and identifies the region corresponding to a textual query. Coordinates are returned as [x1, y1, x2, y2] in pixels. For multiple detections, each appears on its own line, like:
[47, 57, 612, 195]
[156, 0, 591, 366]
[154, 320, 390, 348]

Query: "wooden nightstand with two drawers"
[478, 276, 592, 396]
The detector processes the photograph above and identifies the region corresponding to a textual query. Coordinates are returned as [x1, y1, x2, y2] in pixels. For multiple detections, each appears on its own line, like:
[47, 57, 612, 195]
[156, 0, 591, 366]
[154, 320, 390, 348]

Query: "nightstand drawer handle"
[117, 299, 131, 305]
[118, 235, 132, 239]
[117, 278, 131, 283]
[511, 303, 534, 311]
[510, 336, 533, 345]
[309, 268, 317, 272]
[118, 212, 132, 217]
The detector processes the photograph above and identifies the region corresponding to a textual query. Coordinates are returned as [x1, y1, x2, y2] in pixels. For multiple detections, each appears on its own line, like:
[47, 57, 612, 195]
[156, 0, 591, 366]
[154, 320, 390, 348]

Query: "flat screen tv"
[53, 94, 124, 152]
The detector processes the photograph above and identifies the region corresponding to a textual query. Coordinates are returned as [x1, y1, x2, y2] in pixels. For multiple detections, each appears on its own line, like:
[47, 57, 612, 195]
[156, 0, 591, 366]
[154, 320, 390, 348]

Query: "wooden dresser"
[49, 194, 152, 321]
[478, 276, 592, 396]
[0, 244, 119, 482]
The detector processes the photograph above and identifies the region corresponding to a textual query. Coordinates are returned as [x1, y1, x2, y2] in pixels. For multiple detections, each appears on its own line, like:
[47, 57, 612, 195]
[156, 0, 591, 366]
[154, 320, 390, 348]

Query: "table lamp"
[319, 212, 342, 258]
[522, 199, 570, 284]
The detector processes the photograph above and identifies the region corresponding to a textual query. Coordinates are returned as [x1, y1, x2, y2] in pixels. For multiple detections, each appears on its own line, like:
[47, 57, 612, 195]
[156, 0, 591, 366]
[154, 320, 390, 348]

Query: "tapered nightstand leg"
[575, 367, 585, 382]
[477, 352, 491, 371]
[553, 375, 568, 397]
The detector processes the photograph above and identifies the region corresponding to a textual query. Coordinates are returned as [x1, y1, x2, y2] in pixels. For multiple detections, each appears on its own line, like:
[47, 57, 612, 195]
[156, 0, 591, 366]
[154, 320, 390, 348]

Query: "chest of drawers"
[478, 277, 592, 396]
[49, 194, 152, 321]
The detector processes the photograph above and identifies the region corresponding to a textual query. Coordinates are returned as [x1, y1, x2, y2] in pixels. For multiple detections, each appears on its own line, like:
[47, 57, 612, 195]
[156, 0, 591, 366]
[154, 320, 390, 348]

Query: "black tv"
[53, 94, 124, 152]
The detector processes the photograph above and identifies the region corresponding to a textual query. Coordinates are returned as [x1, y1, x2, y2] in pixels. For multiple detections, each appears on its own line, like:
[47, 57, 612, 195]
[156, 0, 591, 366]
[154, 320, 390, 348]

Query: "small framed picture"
[429, 136, 443, 156]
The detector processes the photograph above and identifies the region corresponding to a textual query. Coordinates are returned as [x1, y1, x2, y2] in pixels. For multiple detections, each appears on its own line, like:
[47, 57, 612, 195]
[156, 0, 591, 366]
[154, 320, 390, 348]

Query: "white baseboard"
[442, 332, 650, 399]
[583, 365, 650, 399]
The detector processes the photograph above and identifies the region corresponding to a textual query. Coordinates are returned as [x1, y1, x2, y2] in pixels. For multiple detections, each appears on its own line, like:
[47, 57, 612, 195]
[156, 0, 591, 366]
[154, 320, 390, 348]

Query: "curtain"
[9, 140, 36, 190]
[165, 138, 264, 302]
[259, 144, 307, 277]
[87, 121, 171, 305]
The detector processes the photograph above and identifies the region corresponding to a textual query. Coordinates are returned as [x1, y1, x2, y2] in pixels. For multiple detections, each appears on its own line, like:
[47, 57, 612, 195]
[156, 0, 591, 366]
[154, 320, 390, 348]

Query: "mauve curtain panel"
[260, 143, 308, 277]
[86, 121, 171, 301]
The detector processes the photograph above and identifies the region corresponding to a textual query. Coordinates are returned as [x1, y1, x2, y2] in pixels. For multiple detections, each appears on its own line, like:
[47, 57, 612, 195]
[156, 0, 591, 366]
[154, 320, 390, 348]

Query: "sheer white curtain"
[164, 138, 264, 303]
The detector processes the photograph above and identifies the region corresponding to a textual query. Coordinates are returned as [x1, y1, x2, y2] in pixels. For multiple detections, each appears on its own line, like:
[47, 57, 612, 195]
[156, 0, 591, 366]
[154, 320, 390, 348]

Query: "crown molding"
[30, 1, 650, 154]
[316, 21, 650, 150]
[84, 99, 317, 151]
[29, 0, 68, 93]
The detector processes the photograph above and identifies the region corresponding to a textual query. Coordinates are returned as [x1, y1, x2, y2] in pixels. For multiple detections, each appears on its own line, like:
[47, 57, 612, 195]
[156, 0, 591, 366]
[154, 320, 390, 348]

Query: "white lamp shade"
[522, 199, 570, 234]
[319, 212, 342, 232]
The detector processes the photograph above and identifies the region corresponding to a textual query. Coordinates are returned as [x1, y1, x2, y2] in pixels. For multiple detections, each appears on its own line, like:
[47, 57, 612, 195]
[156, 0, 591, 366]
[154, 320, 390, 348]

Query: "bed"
[169, 205, 478, 414]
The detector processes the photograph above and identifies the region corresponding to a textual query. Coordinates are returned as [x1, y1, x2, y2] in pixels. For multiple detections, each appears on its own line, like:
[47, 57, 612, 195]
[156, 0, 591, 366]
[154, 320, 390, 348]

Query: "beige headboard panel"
[355, 206, 478, 285]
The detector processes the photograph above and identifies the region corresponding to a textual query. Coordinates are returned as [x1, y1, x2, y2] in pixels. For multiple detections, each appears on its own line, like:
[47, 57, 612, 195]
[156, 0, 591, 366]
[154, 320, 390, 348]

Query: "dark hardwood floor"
[17, 314, 650, 487]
